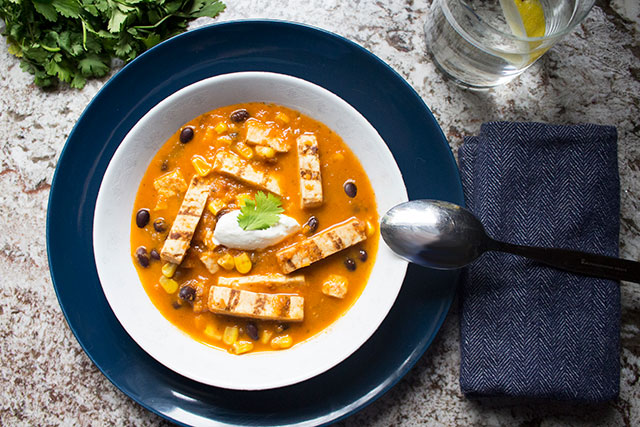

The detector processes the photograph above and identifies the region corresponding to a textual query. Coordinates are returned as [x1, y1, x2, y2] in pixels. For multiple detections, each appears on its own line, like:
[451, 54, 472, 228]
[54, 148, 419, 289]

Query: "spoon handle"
[488, 239, 640, 284]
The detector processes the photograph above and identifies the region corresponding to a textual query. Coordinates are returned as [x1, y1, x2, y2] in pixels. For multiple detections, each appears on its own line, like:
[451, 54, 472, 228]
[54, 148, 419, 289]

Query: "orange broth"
[130, 102, 378, 354]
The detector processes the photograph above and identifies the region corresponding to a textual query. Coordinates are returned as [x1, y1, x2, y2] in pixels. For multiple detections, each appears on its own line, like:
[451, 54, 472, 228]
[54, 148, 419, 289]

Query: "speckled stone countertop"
[1, 0, 639, 425]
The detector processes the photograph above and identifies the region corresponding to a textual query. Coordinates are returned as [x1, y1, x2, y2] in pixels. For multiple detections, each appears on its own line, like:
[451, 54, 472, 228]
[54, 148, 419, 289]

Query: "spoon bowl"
[381, 199, 487, 269]
[381, 199, 640, 283]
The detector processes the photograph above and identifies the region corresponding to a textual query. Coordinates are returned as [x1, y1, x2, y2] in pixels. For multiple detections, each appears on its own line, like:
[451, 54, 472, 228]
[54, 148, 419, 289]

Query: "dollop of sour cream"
[212, 210, 300, 250]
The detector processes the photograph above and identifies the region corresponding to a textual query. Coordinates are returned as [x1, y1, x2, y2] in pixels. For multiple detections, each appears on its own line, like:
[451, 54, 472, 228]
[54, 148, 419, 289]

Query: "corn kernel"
[260, 330, 273, 345]
[223, 326, 239, 345]
[217, 253, 235, 270]
[270, 335, 293, 349]
[234, 252, 252, 274]
[275, 112, 290, 124]
[365, 220, 376, 237]
[207, 199, 226, 216]
[235, 193, 252, 207]
[255, 145, 276, 159]
[204, 324, 222, 340]
[159, 276, 178, 294]
[190, 155, 212, 176]
[162, 262, 178, 278]
[231, 340, 254, 355]
[236, 142, 254, 159]
[217, 135, 233, 146]
[214, 122, 228, 134]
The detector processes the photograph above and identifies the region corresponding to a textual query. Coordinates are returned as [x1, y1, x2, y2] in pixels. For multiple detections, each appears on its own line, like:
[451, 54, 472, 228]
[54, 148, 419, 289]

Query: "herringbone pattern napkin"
[458, 122, 620, 402]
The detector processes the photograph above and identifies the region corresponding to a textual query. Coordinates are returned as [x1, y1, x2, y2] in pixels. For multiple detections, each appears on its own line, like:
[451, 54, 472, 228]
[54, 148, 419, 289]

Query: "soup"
[130, 102, 378, 354]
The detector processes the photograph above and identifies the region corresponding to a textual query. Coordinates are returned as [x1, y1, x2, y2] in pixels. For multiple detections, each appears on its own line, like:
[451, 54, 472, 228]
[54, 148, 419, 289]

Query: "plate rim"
[46, 19, 463, 426]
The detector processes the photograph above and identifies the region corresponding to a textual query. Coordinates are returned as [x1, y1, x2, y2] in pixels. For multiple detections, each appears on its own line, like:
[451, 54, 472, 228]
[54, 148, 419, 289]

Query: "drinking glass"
[424, 0, 596, 88]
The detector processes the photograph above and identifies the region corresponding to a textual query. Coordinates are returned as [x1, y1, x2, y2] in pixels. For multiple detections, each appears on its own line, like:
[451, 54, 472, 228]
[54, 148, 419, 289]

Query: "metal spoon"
[380, 199, 640, 283]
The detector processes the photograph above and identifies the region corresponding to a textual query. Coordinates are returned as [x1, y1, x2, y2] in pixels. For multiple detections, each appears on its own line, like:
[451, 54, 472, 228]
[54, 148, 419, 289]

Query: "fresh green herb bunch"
[0, 0, 225, 88]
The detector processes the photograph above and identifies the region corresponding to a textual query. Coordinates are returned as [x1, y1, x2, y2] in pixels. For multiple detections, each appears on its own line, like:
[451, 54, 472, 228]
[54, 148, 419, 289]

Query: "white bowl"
[93, 72, 408, 390]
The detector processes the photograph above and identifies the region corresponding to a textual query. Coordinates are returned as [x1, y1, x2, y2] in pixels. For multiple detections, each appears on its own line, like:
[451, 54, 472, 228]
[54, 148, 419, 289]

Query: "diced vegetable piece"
[153, 169, 188, 210]
[322, 274, 348, 298]
[207, 199, 226, 216]
[260, 330, 273, 345]
[204, 325, 222, 340]
[214, 122, 228, 134]
[223, 326, 239, 345]
[199, 252, 220, 274]
[203, 229, 218, 250]
[275, 112, 290, 124]
[194, 315, 207, 329]
[236, 142, 254, 159]
[234, 252, 252, 274]
[231, 340, 254, 355]
[203, 126, 216, 142]
[235, 193, 252, 207]
[191, 155, 212, 176]
[159, 276, 179, 294]
[162, 262, 178, 278]
[255, 145, 276, 159]
[365, 220, 376, 237]
[270, 335, 293, 349]
[217, 253, 235, 270]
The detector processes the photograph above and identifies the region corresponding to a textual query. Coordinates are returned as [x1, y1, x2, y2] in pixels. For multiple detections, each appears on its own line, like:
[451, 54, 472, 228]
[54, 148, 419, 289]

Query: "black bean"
[136, 209, 150, 228]
[179, 285, 197, 302]
[150, 249, 160, 260]
[135, 246, 149, 268]
[343, 180, 357, 198]
[304, 216, 319, 234]
[358, 249, 368, 262]
[275, 323, 289, 333]
[344, 257, 356, 271]
[246, 322, 259, 341]
[230, 109, 250, 123]
[229, 132, 239, 140]
[180, 127, 194, 143]
[153, 218, 167, 233]
[160, 159, 169, 171]
[172, 301, 182, 309]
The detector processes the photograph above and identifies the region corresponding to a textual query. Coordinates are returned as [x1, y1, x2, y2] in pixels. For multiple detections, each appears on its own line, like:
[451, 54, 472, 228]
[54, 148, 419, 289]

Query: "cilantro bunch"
[0, 0, 225, 88]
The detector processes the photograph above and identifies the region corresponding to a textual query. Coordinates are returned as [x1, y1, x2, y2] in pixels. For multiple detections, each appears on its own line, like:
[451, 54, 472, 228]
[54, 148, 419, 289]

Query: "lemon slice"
[499, 0, 547, 65]
[515, 0, 546, 38]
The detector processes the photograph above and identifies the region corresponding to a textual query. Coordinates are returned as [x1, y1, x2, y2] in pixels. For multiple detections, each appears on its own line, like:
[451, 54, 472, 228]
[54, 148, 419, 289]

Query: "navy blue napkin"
[457, 122, 620, 402]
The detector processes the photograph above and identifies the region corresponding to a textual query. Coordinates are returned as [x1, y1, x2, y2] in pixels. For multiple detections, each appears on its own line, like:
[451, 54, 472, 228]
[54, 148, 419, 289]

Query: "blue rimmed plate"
[47, 20, 463, 426]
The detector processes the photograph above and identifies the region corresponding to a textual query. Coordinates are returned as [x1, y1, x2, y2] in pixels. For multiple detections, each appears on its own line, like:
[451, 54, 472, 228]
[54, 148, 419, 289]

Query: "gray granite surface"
[1, 0, 639, 425]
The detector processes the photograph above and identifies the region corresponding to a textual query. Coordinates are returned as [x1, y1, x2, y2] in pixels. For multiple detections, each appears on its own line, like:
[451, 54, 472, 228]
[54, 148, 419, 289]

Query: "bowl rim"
[92, 71, 409, 390]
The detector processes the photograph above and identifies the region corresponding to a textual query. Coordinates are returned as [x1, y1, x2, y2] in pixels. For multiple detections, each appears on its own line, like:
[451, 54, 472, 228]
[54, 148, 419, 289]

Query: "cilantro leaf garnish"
[237, 192, 284, 231]
[0, 0, 226, 89]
